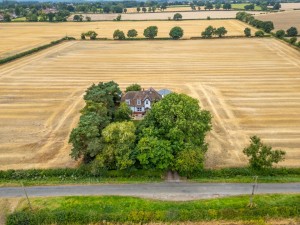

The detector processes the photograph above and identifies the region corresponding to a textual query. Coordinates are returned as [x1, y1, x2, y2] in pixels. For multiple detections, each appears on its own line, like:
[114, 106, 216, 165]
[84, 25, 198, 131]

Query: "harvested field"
[255, 10, 300, 31]
[71, 11, 262, 21]
[280, 3, 300, 10]
[0, 20, 254, 59]
[0, 38, 299, 170]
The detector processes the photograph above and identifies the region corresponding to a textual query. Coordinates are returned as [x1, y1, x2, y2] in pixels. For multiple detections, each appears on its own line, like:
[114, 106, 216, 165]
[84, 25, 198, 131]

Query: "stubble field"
[255, 10, 300, 31]
[0, 38, 299, 170]
[0, 20, 253, 59]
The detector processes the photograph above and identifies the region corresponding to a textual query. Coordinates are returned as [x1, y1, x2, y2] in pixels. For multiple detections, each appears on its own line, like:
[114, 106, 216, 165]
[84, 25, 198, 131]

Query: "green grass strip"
[6, 194, 300, 224]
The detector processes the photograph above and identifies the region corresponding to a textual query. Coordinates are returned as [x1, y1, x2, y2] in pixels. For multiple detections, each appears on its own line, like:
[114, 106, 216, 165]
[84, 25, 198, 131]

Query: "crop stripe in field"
[0, 41, 76, 78]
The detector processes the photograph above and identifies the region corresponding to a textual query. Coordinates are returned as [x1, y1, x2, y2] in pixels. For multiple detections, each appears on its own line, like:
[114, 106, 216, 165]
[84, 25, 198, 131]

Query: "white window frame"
[137, 107, 142, 112]
[137, 99, 141, 105]
[125, 99, 130, 105]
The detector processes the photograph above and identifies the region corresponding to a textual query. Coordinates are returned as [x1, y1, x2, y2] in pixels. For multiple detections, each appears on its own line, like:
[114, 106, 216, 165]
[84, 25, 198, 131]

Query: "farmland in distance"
[0, 39, 299, 170]
[0, 20, 253, 59]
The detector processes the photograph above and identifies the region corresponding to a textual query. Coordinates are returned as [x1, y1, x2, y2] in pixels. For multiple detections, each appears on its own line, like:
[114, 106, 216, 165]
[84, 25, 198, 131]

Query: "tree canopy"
[143, 26, 158, 39]
[169, 26, 184, 40]
[136, 93, 212, 174]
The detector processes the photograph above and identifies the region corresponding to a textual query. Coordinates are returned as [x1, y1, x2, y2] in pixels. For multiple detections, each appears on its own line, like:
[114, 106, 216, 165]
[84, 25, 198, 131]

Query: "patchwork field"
[0, 20, 253, 59]
[255, 10, 300, 31]
[0, 39, 299, 170]
[70, 10, 262, 21]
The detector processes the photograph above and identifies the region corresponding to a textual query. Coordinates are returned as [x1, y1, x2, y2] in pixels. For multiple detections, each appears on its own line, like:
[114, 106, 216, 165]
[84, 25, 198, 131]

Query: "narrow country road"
[0, 182, 299, 200]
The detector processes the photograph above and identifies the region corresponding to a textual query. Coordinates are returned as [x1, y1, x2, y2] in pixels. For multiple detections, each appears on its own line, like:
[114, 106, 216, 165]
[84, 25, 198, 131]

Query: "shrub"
[244, 28, 251, 37]
[115, 14, 122, 21]
[173, 13, 182, 21]
[290, 37, 297, 44]
[255, 31, 264, 37]
[85, 31, 98, 40]
[113, 29, 126, 40]
[81, 33, 86, 40]
[169, 26, 184, 40]
[275, 30, 285, 39]
[127, 29, 138, 38]
[243, 136, 286, 170]
[143, 26, 158, 39]
[286, 27, 298, 37]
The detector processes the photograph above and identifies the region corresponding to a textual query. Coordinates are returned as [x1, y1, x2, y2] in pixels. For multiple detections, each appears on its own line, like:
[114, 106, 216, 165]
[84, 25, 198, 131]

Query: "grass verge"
[0, 167, 299, 186]
[6, 194, 300, 224]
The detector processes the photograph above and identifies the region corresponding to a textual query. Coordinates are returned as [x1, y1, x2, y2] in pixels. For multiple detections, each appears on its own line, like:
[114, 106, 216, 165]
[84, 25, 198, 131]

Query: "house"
[121, 88, 162, 115]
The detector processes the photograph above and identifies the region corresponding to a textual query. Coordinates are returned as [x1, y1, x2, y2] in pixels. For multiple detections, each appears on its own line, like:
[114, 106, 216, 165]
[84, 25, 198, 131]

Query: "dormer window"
[126, 99, 130, 105]
[137, 99, 141, 105]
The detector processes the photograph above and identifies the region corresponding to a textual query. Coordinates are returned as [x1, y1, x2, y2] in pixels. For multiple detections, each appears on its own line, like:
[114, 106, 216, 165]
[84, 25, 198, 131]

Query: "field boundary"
[0, 37, 75, 66]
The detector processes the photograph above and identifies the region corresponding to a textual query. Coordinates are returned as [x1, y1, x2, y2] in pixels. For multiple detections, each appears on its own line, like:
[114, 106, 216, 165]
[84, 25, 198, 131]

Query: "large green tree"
[93, 121, 136, 170]
[136, 93, 212, 174]
[169, 26, 184, 40]
[143, 26, 158, 39]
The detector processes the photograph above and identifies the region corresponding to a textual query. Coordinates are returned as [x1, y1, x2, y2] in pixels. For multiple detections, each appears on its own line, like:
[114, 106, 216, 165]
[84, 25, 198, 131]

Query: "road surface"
[0, 182, 299, 200]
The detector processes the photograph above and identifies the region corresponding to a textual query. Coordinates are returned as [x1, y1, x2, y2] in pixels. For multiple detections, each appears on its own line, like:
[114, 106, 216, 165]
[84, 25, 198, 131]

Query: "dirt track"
[0, 20, 254, 59]
[0, 39, 299, 170]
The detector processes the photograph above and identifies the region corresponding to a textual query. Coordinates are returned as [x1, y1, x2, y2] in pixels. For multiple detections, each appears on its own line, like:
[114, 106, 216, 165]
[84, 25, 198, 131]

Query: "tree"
[3, 14, 11, 22]
[143, 26, 158, 39]
[243, 136, 286, 170]
[169, 26, 184, 40]
[136, 93, 212, 174]
[113, 29, 125, 40]
[125, 83, 142, 92]
[223, 3, 231, 10]
[137, 7, 141, 13]
[123, 8, 127, 13]
[255, 30, 264, 37]
[84, 81, 122, 117]
[94, 121, 136, 170]
[112, 5, 123, 14]
[69, 103, 110, 162]
[244, 28, 251, 37]
[173, 13, 182, 21]
[142, 7, 147, 13]
[86, 16, 91, 22]
[273, 2, 281, 10]
[115, 14, 121, 21]
[114, 102, 132, 122]
[73, 14, 83, 22]
[127, 29, 138, 38]
[161, 3, 167, 11]
[215, 3, 221, 9]
[286, 27, 298, 37]
[103, 5, 110, 13]
[85, 31, 98, 40]
[201, 26, 215, 38]
[244, 4, 254, 10]
[205, 2, 213, 10]
[214, 27, 227, 37]
[275, 30, 285, 39]
[262, 21, 274, 33]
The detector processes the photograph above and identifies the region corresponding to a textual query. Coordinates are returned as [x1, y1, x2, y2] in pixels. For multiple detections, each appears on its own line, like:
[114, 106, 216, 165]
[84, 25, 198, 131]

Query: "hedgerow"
[0, 36, 75, 65]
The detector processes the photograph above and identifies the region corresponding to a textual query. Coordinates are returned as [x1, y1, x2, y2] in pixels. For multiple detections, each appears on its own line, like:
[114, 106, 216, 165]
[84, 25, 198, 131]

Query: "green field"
[6, 195, 300, 224]
[232, 3, 262, 10]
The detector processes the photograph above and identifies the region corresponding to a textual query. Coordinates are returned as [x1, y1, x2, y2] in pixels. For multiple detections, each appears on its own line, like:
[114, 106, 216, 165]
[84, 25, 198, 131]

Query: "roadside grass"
[0, 167, 299, 187]
[11, 17, 26, 22]
[6, 194, 300, 224]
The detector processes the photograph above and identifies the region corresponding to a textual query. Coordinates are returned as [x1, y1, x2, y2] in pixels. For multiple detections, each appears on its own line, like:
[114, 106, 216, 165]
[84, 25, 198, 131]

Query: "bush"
[275, 29, 285, 39]
[201, 25, 215, 38]
[244, 28, 251, 37]
[113, 29, 126, 40]
[286, 26, 298, 37]
[143, 26, 158, 39]
[173, 13, 182, 21]
[243, 136, 286, 170]
[255, 31, 264, 37]
[214, 27, 227, 37]
[169, 26, 184, 40]
[290, 37, 297, 44]
[127, 29, 138, 38]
